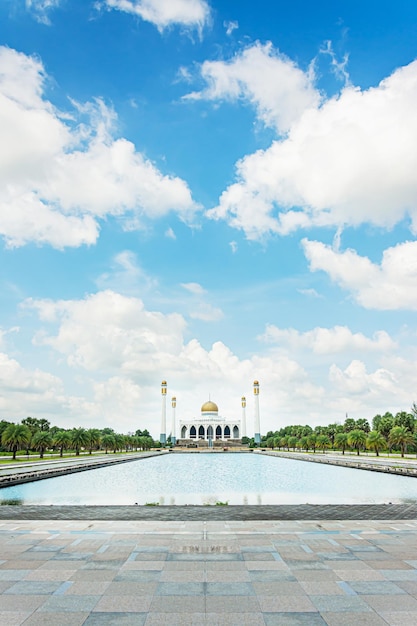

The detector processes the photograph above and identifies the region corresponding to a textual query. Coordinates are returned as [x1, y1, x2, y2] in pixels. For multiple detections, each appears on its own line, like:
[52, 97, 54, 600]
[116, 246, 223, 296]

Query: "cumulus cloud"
[194, 43, 417, 239]
[100, 0, 210, 33]
[303, 239, 417, 310]
[16, 288, 417, 430]
[260, 324, 396, 354]
[0, 46, 198, 248]
[185, 42, 319, 134]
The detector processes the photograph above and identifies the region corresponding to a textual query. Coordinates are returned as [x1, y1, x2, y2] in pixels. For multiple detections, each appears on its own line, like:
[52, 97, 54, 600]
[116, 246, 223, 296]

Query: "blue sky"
[1, 0, 417, 437]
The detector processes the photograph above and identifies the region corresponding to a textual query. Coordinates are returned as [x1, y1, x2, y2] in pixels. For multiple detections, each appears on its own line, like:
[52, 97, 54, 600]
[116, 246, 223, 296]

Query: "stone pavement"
[1, 518, 417, 625]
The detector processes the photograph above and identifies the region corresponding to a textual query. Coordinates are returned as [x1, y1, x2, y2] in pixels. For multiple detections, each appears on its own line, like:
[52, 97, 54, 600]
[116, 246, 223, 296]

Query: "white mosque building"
[159, 380, 261, 446]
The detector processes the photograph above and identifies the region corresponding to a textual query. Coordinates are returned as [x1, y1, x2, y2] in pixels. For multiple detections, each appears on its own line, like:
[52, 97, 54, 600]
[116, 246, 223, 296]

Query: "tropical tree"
[31, 430, 52, 459]
[394, 411, 415, 432]
[113, 434, 125, 453]
[22, 417, 50, 433]
[307, 434, 317, 453]
[355, 418, 370, 433]
[389, 426, 414, 458]
[366, 431, 386, 457]
[334, 432, 349, 455]
[70, 428, 89, 456]
[101, 434, 115, 454]
[299, 436, 309, 452]
[1, 424, 31, 460]
[52, 430, 71, 457]
[377, 414, 395, 439]
[288, 436, 298, 451]
[280, 436, 289, 451]
[86, 428, 101, 454]
[316, 434, 331, 454]
[347, 429, 367, 455]
[343, 417, 356, 432]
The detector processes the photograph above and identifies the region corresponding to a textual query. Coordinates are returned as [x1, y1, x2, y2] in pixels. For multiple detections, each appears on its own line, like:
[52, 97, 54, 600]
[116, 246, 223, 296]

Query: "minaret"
[241, 396, 247, 438]
[253, 380, 261, 444]
[160, 380, 167, 445]
[171, 396, 176, 446]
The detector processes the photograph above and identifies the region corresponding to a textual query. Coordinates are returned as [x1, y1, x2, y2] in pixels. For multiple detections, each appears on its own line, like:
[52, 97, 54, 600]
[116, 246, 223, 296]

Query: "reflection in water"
[1, 453, 417, 506]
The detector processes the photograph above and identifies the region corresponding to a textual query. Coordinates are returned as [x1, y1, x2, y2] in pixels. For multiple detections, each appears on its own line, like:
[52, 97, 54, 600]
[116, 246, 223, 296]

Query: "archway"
[207, 425, 213, 439]
[190, 425, 196, 439]
[216, 425, 222, 439]
[198, 425, 205, 439]
[181, 425, 187, 439]
[224, 425, 230, 439]
[233, 425, 239, 438]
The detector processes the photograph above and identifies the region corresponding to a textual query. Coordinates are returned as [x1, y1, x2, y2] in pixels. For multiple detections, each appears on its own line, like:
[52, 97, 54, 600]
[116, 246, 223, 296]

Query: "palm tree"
[307, 434, 317, 453]
[280, 436, 288, 451]
[31, 430, 52, 459]
[101, 434, 115, 454]
[366, 431, 386, 457]
[70, 428, 89, 456]
[288, 436, 298, 451]
[316, 434, 331, 454]
[1, 424, 31, 460]
[52, 430, 72, 457]
[113, 434, 125, 453]
[335, 432, 349, 455]
[347, 429, 367, 455]
[86, 428, 101, 454]
[389, 426, 414, 458]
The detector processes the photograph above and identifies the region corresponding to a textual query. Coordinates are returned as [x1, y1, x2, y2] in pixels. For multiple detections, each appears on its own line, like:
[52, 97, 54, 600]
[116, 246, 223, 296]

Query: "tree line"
[262, 405, 417, 458]
[0, 417, 157, 460]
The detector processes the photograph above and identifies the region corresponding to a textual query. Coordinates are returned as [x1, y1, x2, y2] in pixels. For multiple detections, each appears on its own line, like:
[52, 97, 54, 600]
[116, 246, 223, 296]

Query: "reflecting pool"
[1, 452, 416, 506]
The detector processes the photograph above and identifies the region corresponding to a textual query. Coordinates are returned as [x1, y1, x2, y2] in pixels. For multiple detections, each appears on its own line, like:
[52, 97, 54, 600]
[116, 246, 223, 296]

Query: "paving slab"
[0, 518, 416, 624]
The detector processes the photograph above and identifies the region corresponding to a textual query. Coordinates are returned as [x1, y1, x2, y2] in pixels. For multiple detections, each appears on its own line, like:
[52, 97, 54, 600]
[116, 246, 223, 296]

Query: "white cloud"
[13, 288, 417, 431]
[229, 240, 238, 253]
[185, 42, 319, 134]
[165, 227, 177, 239]
[260, 324, 396, 354]
[0, 46, 198, 248]
[189, 303, 223, 321]
[303, 239, 417, 310]
[100, 0, 210, 33]
[25, 0, 61, 24]
[96, 251, 158, 294]
[199, 46, 417, 239]
[181, 282, 206, 295]
[224, 20, 238, 36]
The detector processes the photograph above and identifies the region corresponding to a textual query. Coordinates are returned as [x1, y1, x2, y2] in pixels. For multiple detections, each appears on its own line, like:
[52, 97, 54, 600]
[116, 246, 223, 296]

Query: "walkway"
[1, 518, 417, 625]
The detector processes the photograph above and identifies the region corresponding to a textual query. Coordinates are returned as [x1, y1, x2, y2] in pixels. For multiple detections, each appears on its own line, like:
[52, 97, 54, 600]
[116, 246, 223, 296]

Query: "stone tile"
[381, 612, 417, 625]
[299, 581, 345, 595]
[321, 612, 388, 625]
[160, 570, 206, 582]
[249, 570, 297, 582]
[334, 569, 385, 581]
[149, 596, 205, 612]
[94, 595, 153, 612]
[362, 594, 417, 612]
[263, 613, 326, 625]
[0, 613, 32, 626]
[206, 614, 265, 625]
[145, 614, 206, 626]
[37, 595, 101, 612]
[0, 595, 46, 612]
[253, 581, 306, 596]
[310, 595, 372, 612]
[85, 613, 147, 625]
[0, 569, 31, 581]
[206, 582, 254, 596]
[206, 596, 261, 613]
[155, 581, 205, 595]
[257, 595, 316, 612]
[114, 570, 161, 582]
[24, 569, 76, 581]
[4, 581, 63, 595]
[64, 581, 111, 595]
[19, 612, 89, 626]
[349, 581, 406, 595]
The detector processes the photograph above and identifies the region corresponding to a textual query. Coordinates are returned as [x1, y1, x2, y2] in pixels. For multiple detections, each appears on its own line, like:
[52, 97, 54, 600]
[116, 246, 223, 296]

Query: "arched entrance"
[207, 425, 213, 439]
[233, 425, 239, 438]
[216, 425, 222, 439]
[190, 426, 196, 439]
[224, 425, 230, 439]
[181, 425, 187, 438]
[198, 425, 205, 439]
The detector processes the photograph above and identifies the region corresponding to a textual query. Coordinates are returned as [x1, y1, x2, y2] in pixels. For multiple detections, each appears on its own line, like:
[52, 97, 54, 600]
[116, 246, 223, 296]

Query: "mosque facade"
[159, 380, 261, 445]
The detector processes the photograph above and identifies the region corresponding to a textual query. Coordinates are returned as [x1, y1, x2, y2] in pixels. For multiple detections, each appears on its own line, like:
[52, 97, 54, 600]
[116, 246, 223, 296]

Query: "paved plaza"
[0, 517, 417, 625]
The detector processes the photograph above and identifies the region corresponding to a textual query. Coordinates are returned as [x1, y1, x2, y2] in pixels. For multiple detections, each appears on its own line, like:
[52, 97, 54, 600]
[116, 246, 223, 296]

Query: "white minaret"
[171, 396, 176, 446]
[241, 396, 247, 438]
[253, 380, 261, 444]
[160, 380, 167, 445]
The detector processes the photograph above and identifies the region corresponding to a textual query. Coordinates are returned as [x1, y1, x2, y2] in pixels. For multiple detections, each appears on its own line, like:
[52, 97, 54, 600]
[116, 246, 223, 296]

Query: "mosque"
[159, 380, 261, 446]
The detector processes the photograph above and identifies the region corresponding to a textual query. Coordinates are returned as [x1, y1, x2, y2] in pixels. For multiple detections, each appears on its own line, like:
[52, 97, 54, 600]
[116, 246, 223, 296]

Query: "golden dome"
[161, 380, 167, 385]
[253, 380, 259, 385]
[201, 400, 218, 413]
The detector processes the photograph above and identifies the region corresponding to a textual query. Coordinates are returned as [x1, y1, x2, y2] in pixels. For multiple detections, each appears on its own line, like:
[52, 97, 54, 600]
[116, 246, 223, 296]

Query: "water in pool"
[1, 453, 416, 506]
